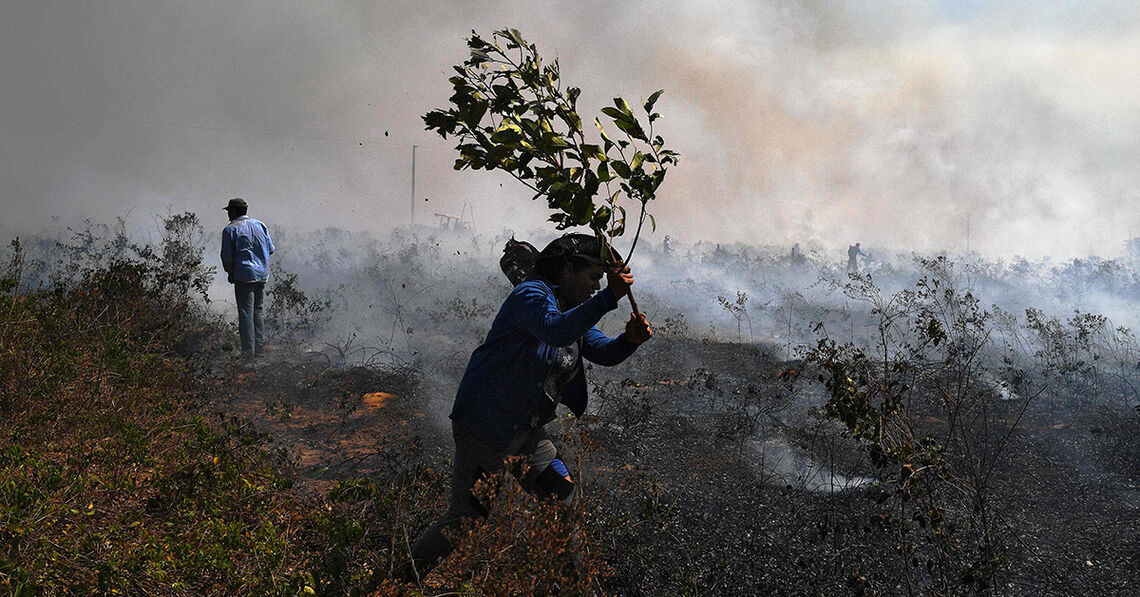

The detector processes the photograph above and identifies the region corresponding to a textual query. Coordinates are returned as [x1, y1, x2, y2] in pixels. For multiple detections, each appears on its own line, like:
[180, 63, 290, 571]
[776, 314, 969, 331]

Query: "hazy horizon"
[3, 1, 1140, 260]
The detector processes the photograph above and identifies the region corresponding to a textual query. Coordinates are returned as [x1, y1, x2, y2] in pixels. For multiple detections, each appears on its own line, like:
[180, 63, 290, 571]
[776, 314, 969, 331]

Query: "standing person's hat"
[224, 198, 248, 211]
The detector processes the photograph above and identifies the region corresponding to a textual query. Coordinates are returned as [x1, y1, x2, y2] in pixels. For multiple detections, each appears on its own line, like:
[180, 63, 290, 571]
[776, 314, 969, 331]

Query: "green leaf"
[613, 97, 634, 117]
[648, 213, 656, 232]
[610, 214, 625, 237]
[600, 107, 628, 122]
[469, 50, 490, 65]
[582, 168, 599, 195]
[504, 28, 526, 47]
[491, 84, 518, 101]
[550, 213, 573, 230]
[490, 128, 523, 145]
[597, 162, 612, 183]
[423, 110, 458, 138]
[569, 194, 593, 225]
[562, 111, 582, 133]
[611, 160, 632, 179]
[592, 205, 612, 229]
[468, 33, 491, 50]
[612, 118, 647, 142]
[643, 90, 664, 114]
[630, 152, 646, 171]
[462, 102, 487, 128]
[581, 144, 607, 161]
[542, 131, 569, 148]
[594, 118, 615, 151]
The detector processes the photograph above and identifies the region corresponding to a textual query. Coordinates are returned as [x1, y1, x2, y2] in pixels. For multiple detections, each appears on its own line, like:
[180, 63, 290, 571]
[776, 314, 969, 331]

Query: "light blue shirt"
[221, 216, 275, 283]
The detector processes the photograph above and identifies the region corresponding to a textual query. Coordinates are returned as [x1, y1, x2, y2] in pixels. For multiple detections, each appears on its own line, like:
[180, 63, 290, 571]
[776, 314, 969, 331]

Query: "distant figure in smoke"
[790, 242, 805, 266]
[788, 243, 807, 266]
[220, 198, 275, 359]
[663, 234, 674, 256]
[408, 233, 652, 578]
[847, 242, 866, 274]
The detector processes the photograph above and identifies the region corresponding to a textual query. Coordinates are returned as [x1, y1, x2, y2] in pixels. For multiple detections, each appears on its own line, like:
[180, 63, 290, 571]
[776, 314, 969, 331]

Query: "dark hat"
[224, 197, 247, 211]
[540, 234, 615, 265]
[500, 238, 540, 286]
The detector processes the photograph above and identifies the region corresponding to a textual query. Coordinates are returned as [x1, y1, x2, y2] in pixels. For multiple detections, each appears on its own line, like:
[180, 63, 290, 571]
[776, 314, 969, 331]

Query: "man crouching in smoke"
[407, 233, 652, 579]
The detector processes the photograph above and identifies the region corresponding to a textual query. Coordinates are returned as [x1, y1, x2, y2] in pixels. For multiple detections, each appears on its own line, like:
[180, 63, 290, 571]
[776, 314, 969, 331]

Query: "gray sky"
[2, 1, 1139, 258]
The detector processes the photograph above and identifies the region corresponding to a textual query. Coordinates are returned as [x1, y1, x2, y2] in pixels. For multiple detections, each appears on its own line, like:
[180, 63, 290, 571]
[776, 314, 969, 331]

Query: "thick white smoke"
[2, 1, 1139, 259]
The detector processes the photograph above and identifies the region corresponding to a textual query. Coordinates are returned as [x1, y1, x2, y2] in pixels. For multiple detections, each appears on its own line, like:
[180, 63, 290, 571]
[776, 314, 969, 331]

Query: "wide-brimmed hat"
[224, 198, 247, 211]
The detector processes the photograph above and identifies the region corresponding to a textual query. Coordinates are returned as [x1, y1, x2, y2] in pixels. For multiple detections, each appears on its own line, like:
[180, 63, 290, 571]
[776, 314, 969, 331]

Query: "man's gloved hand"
[606, 262, 633, 300]
[624, 312, 653, 345]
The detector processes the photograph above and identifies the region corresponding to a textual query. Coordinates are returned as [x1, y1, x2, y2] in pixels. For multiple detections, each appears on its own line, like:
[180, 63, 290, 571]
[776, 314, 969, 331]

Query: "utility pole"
[966, 212, 970, 254]
[410, 145, 417, 226]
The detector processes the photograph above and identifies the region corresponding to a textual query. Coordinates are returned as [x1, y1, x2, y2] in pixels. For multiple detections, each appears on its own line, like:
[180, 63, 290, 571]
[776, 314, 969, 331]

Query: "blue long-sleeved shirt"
[450, 277, 639, 451]
[220, 216, 275, 283]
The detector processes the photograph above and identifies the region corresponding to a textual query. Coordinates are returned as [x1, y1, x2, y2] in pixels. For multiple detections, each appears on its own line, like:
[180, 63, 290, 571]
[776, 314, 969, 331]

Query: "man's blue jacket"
[221, 216, 275, 283]
[450, 277, 639, 451]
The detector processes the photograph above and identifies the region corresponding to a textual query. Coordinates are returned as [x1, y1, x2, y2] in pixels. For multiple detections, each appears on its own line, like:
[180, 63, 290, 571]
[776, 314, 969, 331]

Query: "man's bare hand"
[606, 262, 633, 300]
[624, 312, 653, 345]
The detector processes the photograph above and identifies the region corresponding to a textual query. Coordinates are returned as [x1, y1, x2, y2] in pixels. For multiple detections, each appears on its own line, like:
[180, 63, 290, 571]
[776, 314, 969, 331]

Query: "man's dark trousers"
[234, 281, 265, 357]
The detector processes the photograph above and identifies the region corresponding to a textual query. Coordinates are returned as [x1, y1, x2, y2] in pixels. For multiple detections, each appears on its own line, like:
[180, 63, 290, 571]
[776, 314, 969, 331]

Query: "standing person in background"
[790, 243, 806, 266]
[847, 242, 866, 274]
[220, 198, 275, 359]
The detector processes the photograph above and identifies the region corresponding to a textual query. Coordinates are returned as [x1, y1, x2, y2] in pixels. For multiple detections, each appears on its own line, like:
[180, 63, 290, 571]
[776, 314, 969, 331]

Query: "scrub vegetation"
[3, 218, 1140, 595]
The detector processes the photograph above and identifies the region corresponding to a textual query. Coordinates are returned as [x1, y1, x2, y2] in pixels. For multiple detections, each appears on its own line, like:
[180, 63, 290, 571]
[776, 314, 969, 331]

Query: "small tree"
[803, 259, 1038, 593]
[717, 291, 754, 342]
[424, 28, 680, 309]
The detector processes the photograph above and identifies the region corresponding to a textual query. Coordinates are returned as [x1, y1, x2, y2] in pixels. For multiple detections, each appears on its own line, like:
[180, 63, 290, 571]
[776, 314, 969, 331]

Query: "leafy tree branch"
[423, 28, 679, 266]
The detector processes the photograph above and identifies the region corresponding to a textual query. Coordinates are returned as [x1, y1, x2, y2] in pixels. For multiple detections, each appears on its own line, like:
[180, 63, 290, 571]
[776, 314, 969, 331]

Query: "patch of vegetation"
[7, 213, 1140, 595]
[0, 218, 447, 595]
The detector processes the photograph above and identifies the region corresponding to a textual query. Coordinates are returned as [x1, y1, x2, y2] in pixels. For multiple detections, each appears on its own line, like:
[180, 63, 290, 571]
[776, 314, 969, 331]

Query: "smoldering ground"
[241, 223, 1140, 593]
[8, 216, 1140, 592]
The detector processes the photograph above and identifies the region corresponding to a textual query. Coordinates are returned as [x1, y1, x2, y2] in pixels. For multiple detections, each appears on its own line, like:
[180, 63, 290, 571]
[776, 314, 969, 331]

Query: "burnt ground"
[584, 338, 1140, 595]
[994, 422, 1140, 595]
[214, 338, 1140, 595]
[210, 349, 448, 498]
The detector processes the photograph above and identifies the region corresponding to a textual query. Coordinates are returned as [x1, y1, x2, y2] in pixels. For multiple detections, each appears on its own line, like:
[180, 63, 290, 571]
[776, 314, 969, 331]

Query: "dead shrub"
[430, 458, 611, 595]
